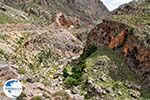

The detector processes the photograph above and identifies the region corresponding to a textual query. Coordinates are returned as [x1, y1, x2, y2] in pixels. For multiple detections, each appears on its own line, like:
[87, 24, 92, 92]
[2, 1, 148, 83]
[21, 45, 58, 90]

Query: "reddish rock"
[54, 12, 80, 29]
[109, 30, 127, 49]
[85, 19, 150, 87]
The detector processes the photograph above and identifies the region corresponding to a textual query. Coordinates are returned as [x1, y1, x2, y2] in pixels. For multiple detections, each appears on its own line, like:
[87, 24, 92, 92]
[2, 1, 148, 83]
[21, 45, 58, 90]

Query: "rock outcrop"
[54, 12, 80, 29]
[84, 19, 150, 87]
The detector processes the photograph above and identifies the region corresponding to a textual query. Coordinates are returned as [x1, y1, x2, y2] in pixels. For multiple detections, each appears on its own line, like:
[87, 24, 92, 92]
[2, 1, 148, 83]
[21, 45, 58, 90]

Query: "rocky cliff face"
[1, 0, 110, 23]
[84, 19, 150, 87]
[63, 0, 110, 21]
[40, 0, 110, 23]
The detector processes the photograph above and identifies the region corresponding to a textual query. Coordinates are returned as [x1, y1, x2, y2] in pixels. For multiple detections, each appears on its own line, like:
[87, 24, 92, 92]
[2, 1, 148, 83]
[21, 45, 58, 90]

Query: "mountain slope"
[62, 1, 150, 100]
[112, 1, 150, 34]
[1, 0, 110, 24]
[0, 0, 149, 100]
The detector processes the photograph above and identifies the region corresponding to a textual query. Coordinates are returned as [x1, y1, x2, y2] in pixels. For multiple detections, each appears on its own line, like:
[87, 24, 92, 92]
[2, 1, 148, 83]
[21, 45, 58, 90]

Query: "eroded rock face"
[40, 0, 110, 23]
[123, 37, 150, 87]
[64, 0, 110, 20]
[54, 12, 80, 29]
[85, 19, 150, 87]
[86, 19, 128, 48]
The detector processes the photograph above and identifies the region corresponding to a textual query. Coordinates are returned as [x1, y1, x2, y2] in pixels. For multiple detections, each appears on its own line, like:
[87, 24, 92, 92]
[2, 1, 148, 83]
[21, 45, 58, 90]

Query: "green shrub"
[64, 77, 79, 86]
[63, 45, 97, 87]
[18, 67, 26, 74]
[128, 27, 134, 35]
[63, 68, 69, 78]
[63, 63, 85, 86]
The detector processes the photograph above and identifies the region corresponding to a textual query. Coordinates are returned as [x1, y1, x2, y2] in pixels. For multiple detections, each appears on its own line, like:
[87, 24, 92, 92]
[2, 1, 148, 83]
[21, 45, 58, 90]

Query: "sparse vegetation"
[18, 67, 26, 74]
[30, 96, 42, 100]
[0, 14, 20, 24]
[64, 47, 139, 99]
[83, 48, 138, 99]
[52, 91, 71, 100]
[0, 49, 9, 60]
[88, 47, 137, 81]
[112, 2, 150, 33]
[34, 49, 59, 67]
[0, 0, 149, 100]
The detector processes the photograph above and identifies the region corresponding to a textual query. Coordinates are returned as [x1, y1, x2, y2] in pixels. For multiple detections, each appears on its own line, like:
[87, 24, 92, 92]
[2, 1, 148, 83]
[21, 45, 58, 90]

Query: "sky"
[101, 0, 133, 11]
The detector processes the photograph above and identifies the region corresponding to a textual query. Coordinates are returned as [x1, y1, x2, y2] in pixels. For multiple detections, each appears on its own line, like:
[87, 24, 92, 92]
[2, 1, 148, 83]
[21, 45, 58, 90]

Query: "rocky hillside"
[82, 19, 149, 97]
[0, 0, 109, 99]
[0, 13, 84, 99]
[0, 0, 150, 100]
[63, 1, 150, 100]
[112, 1, 150, 34]
[1, 0, 110, 24]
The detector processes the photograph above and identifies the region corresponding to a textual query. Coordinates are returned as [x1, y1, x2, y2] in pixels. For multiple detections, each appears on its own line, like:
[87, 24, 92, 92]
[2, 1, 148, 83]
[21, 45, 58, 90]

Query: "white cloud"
[101, 0, 133, 11]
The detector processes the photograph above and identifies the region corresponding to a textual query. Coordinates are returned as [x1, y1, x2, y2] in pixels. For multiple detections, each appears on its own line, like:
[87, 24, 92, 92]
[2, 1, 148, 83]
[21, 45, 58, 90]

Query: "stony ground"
[0, 0, 149, 100]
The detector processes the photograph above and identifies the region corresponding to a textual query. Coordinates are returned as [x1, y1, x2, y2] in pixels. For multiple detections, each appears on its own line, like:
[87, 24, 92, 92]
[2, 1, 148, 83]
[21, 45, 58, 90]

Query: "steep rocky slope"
[65, 1, 149, 99]
[1, 0, 110, 24]
[0, 0, 150, 100]
[57, 0, 110, 21]
[62, 19, 149, 100]
[84, 19, 150, 87]
[62, 1, 150, 100]
[112, 1, 150, 34]
[0, 11, 84, 100]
